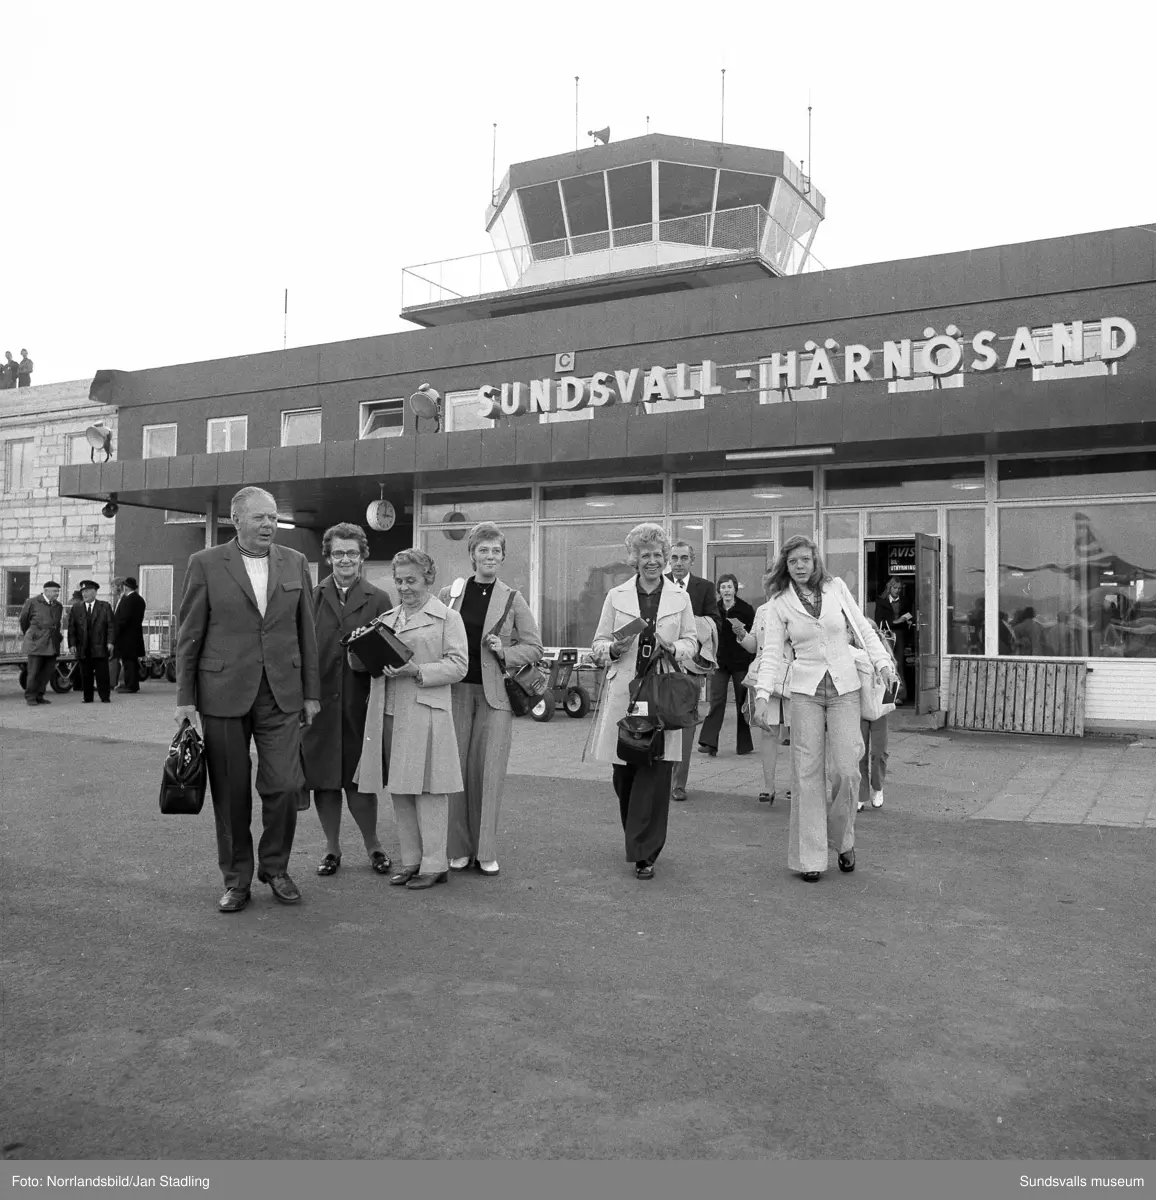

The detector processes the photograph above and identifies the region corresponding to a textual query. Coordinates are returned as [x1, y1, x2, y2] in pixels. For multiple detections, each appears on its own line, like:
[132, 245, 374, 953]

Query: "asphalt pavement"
[1, 674, 1154, 1160]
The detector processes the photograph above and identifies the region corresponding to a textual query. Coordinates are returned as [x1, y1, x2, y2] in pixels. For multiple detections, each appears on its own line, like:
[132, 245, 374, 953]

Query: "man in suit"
[665, 542, 721, 802]
[19, 580, 63, 705]
[175, 486, 321, 914]
[67, 580, 114, 703]
[112, 576, 147, 693]
[302, 522, 394, 878]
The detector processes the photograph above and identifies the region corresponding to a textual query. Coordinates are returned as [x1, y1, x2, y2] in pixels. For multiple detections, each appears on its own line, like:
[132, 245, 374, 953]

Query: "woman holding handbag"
[583, 524, 697, 880]
[354, 548, 468, 891]
[753, 535, 897, 882]
[439, 521, 543, 877]
[737, 569, 792, 806]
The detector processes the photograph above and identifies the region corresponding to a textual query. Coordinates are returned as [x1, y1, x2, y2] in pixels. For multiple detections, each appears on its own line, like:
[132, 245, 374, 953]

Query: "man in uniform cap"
[112, 576, 147, 693]
[19, 581, 64, 705]
[67, 580, 114, 703]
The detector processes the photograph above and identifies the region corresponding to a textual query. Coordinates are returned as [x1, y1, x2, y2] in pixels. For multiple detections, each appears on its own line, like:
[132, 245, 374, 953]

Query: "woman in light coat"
[584, 523, 697, 880]
[738, 569, 792, 806]
[439, 521, 543, 877]
[355, 548, 468, 891]
[753, 535, 897, 882]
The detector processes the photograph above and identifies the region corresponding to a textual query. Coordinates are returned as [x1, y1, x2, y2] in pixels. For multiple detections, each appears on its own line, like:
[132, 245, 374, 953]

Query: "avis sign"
[474, 317, 1138, 418]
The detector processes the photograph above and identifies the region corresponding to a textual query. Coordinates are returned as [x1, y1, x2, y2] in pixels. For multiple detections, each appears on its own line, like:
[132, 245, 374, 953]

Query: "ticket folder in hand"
[342, 618, 413, 675]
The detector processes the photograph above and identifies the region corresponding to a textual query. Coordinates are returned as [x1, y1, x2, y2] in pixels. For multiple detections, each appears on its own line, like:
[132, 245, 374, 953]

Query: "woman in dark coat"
[302, 523, 394, 877]
[874, 576, 913, 703]
[698, 574, 756, 757]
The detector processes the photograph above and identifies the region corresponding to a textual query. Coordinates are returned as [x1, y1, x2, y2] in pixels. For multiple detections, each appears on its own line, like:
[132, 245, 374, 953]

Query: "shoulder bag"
[630, 645, 700, 730]
[159, 718, 207, 815]
[488, 589, 545, 716]
[837, 588, 893, 722]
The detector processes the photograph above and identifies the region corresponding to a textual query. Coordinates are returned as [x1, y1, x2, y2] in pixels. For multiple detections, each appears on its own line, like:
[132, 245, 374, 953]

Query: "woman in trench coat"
[302, 522, 394, 877]
[583, 523, 697, 880]
[355, 548, 468, 891]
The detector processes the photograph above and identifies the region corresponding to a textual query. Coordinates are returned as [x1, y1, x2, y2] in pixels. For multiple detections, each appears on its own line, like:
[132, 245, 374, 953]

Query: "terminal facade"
[60, 134, 1156, 730]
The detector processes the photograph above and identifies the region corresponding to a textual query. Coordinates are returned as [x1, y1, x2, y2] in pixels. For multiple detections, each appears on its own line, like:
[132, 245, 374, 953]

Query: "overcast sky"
[6, 0, 1155, 387]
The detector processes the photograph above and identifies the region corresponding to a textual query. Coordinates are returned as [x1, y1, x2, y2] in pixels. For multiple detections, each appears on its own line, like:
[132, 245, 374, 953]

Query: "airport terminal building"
[60, 135, 1155, 730]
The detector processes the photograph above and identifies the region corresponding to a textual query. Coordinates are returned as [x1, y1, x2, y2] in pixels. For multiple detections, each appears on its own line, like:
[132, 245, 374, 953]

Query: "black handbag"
[342, 615, 413, 675]
[630, 646, 699, 729]
[616, 713, 665, 766]
[159, 718, 207, 815]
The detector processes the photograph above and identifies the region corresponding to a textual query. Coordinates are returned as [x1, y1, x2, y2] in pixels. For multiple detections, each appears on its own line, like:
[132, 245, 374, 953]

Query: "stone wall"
[1, 379, 117, 635]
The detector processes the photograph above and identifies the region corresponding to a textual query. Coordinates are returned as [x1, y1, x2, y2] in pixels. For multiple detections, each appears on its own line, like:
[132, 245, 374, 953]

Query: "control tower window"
[716, 171, 773, 213]
[658, 162, 715, 219]
[519, 182, 567, 253]
[561, 172, 609, 254]
[607, 163, 651, 245]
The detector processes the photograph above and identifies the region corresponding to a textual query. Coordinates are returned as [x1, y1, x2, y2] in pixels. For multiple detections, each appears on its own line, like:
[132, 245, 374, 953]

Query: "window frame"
[358, 398, 406, 439]
[280, 407, 323, 447]
[142, 423, 178, 460]
[206, 415, 248, 454]
[3, 438, 34, 492]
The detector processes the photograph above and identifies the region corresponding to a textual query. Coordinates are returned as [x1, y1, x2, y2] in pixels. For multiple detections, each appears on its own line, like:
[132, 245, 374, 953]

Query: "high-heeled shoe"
[838, 849, 856, 873]
[316, 853, 341, 876]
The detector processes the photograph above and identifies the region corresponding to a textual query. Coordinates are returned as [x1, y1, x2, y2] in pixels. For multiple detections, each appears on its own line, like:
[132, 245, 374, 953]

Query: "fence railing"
[402, 204, 824, 310]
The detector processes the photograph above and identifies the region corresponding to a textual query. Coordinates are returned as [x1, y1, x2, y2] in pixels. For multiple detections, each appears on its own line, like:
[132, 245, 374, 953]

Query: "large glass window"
[824, 513, 860, 598]
[4, 438, 33, 491]
[419, 524, 531, 600]
[142, 424, 177, 459]
[998, 452, 1156, 500]
[540, 479, 662, 520]
[780, 513, 815, 543]
[418, 487, 532, 526]
[658, 161, 714, 245]
[607, 163, 652, 243]
[518, 182, 567, 244]
[715, 170, 773, 213]
[999, 503, 1156, 658]
[866, 510, 937, 536]
[540, 522, 639, 646]
[561, 172, 608, 253]
[674, 471, 813, 513]
[947, 509, 985, 655]
[826, 462, 984, 507]
[710, 516, 773, 542]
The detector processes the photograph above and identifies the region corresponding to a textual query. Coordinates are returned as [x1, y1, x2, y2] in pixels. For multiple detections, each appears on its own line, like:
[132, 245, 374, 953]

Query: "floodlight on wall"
[86, 422, 113, 462]
[101, 493, 119, 519]
[409, 383, 442, 432]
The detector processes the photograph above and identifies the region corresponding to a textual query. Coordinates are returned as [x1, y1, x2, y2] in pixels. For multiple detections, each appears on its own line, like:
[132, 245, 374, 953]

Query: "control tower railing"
[401, 203, 824, 312]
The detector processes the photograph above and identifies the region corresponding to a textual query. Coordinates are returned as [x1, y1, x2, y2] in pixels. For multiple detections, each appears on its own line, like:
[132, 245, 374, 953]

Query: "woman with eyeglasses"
[753, 535, 897, 882]
[303, 523, 395, 878]
[439, 521, 543, 877]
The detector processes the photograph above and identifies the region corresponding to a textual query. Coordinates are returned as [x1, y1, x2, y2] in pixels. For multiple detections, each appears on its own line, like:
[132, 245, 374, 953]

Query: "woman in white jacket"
[753, 535, 897, 882]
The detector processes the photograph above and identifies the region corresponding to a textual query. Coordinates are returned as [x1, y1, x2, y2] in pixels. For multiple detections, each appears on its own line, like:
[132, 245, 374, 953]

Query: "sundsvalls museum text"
[474, 317, 1138, 418]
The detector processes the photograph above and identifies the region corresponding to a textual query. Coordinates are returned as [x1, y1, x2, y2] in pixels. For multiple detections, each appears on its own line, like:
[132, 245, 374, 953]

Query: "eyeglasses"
[329, 551, 362, 560]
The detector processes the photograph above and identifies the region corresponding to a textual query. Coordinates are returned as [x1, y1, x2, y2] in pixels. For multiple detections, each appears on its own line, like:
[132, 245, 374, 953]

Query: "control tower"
[401, 133, 825, 328]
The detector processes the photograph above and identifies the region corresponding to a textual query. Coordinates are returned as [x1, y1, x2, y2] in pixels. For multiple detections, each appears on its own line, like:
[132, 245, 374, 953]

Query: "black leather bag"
[616, 713, 665, 766]
[630, 647, 699, 730]
[342, 616, 413, 675]
[159, 719, 207, 815]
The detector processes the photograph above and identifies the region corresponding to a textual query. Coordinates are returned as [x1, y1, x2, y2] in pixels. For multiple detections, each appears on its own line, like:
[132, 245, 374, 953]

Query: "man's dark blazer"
[112, 590, 147, 659]
[67, 600, 114, 659]
[175, 539, 321, 719]
[666, 571, 720, 624]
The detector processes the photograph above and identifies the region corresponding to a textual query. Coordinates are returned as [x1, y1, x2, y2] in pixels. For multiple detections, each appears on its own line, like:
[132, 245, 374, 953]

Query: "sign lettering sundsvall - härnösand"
[473, 317, 1138, 419]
